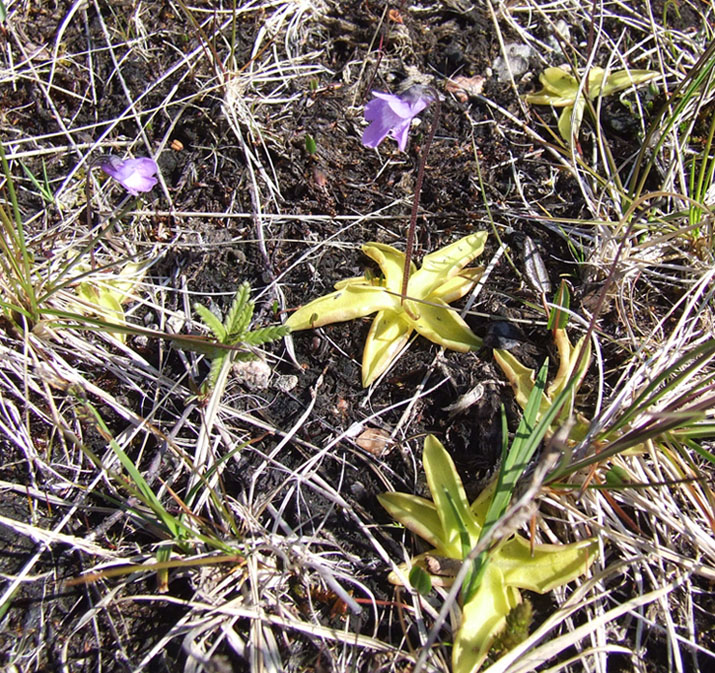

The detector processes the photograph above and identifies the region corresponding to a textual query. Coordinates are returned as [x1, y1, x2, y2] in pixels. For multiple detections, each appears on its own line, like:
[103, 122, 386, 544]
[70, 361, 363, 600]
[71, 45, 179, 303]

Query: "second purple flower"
[100, 156, 158, 195]
[362, 88, 433, 152]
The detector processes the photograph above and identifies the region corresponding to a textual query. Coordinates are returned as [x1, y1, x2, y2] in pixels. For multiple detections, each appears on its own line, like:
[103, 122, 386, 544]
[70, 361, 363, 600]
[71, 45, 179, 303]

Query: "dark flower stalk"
[361, 87, 440, 304]
[400, 92, 440, 304]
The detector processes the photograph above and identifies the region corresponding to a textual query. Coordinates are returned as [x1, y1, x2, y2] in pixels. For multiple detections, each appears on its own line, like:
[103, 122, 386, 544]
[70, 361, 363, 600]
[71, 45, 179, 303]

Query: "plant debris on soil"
[1, 1, 714, 672]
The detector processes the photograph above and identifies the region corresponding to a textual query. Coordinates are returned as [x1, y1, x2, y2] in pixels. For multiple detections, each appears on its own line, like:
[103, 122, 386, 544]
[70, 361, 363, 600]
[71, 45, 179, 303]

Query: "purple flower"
[362, 88, 433, 151]
[100, 156, 158, 195]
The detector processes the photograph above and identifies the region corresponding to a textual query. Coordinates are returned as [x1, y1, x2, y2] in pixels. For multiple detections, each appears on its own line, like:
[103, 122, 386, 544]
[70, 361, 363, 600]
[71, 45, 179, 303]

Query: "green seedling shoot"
[194, 281, 289, 394]
[305, 133, 318, 155]
[286, 232, 487, 386]
[525, 66, 658, 144]
[20, 159, 55, 205]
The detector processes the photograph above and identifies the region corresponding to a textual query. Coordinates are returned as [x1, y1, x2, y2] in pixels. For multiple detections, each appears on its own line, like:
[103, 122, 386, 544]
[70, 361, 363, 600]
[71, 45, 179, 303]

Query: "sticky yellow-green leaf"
[493, 348, 546, 411]
[496, 535, 598, 593]
[423, 434, 482, 550]
[377, 492, 447, 553]
[286, 285, 399, 330]
[453, 563, 520, 673]
[74, 282, 126, 343]
[494, 329, 591, 442]
[408, 232, 487, 299]
[108, 261, 147, 304]
[364, 242, 416, 294]
[410, 297, 482, 352]
[432, 267, 483, 303]
[549, 330, 591, 399]
[71, 261, 148, 343]
[362, 310, 411, 386]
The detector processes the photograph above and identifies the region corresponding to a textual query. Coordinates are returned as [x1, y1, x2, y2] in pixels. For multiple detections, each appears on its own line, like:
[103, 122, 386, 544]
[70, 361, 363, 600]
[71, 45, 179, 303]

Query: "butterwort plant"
[287, 85, 449, 385]
[524, 66, 657, 145]
[285, 233, 486, 387]
[100, 156, 158, 195]
[379, 435, 598, 673]
[362, 86, 440, 303]
[63, 154, 159, 328]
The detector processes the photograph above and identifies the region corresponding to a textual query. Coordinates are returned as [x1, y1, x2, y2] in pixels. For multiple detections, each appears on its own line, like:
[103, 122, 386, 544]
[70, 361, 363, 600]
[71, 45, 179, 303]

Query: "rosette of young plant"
[194, 281, 289, 395]
[500, 270, 715, 505]
[72, 260, 148, 343]
[0, 142, 149, 335]
[1, 145, 273, 356]
[285, 232, 486, 386]
[1, 140, 224, 353]
[525, 66, 658, 145]
[379, 407, 598, 672]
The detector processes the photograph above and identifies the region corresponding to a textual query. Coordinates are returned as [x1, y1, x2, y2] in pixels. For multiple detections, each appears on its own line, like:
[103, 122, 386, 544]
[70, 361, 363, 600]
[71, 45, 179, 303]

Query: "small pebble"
[492, 44, 533, 82]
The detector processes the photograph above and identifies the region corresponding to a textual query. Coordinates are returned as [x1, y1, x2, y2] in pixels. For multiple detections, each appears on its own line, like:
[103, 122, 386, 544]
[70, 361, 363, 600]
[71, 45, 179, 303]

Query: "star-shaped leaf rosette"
[379, 435, 598, 673]
[285, 232, 487, 386]
[524, 66, 657, 144]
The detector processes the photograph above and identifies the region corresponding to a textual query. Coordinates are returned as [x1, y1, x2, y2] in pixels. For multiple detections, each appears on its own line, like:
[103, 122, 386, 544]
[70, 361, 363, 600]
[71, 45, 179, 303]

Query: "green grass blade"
[443, 488, 479, 602]
[481, 360, 550, 535]
[601, 340, 715, 436]
[80, 399, 186, 542]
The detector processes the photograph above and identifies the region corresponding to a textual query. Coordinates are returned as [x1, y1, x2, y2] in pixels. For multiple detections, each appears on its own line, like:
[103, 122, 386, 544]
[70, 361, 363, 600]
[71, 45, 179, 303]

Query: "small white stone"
[275, 374, 298, 392]
[492, 44, 533, 82]
[442, 383, 485, 417]
[232, 358, 271, 389]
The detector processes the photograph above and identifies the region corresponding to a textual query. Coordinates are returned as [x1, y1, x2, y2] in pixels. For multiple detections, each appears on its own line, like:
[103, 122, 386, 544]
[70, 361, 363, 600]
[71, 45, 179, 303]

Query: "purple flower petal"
[362, 88, 433, 151]
[391, 120, 413, 152]
[362, 98, 405, 148]
[362, 122, 391, 148]
[405, 95, 431, 117]
[101, 157, 158, 195]
[371, 91, 415, 118]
